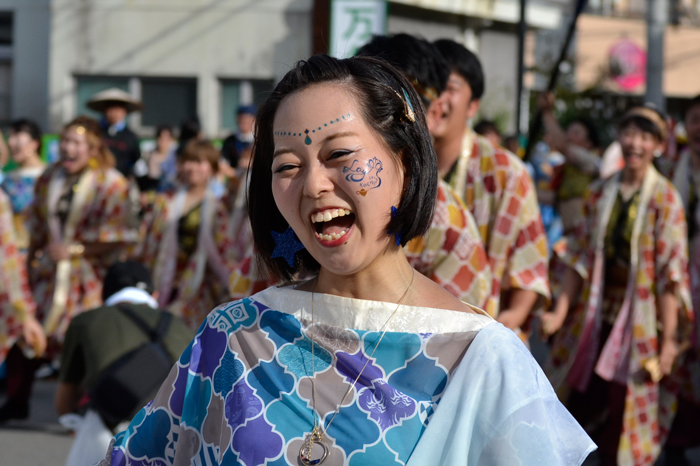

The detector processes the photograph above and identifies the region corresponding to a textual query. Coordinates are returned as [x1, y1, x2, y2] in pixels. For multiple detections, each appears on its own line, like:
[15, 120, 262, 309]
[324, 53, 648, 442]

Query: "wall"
[0, 0, 51, 131]
[48, 0, 312, 134]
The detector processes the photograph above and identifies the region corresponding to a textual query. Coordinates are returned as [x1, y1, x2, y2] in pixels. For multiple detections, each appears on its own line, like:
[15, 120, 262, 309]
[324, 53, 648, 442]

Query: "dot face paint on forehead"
[274, 113, 354, 145]
[343, 156, 383, 197]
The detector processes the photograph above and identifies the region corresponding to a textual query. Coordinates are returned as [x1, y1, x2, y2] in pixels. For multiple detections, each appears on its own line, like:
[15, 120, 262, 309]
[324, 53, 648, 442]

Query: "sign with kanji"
[329, 0, 387, 58]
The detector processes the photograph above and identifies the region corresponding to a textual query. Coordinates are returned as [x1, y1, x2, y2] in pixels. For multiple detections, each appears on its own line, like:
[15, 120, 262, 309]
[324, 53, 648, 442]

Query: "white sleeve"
[407, 323, 596, 466]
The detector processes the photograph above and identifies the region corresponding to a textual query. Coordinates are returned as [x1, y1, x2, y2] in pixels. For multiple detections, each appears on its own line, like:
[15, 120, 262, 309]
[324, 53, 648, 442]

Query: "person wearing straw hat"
[87, 88, 142, 177]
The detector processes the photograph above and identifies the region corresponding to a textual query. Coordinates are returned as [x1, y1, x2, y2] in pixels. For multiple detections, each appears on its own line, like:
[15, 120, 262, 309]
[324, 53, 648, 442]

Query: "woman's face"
[156, 129, 174, 153]
[618, 123, 662, 172]
[8, 130, 39, 164]
[178, 158, 213, 188]
[60, 127, 92, 174]
[271, 83, 405, 276]
[566, 122, 591, 149]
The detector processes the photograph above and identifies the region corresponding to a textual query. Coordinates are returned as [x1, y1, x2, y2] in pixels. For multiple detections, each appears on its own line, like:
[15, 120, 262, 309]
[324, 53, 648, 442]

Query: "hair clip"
[392, 88, 416, 123]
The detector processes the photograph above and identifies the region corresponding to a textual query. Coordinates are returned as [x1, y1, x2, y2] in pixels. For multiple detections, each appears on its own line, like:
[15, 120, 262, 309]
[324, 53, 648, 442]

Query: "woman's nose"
[302, 165, 334, 198]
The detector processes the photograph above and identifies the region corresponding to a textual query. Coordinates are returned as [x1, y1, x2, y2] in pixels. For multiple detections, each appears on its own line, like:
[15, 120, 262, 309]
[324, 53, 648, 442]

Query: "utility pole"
[645, 0, 667, 111]
[516, 0, 527, 137]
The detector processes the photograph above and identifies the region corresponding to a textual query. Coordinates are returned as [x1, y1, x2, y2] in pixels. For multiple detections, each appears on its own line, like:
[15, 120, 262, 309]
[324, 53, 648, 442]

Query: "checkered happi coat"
[547, 167, 693, 466]
[448, 132, 550, 316]
[404, 180, 492, 309]
[0, 189, 36, 363]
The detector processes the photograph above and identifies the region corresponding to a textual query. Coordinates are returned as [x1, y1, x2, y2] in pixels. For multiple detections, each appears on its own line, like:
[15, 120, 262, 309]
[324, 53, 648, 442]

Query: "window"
[141, 77, 197, 127]
[220, 79, 274, 133]
[0, 12, 12, 125]
[75, 76, 197, 132]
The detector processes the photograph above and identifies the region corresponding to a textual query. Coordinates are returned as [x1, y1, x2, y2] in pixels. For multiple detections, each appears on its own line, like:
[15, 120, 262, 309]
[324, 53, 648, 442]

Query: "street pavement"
[0, 379, 73, 466]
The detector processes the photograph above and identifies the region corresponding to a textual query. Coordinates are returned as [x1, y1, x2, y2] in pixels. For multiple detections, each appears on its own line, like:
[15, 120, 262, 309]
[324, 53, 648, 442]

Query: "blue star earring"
[271, 227, 306, 267]
[389, 206, 402, 246]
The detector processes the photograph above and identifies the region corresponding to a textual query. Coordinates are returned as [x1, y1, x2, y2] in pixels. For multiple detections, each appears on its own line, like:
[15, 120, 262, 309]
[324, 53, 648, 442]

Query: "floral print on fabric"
[133, 190, 233, 330]
[106, 296, 479, 466]
[0, 188, 36, 363]
[26, 164, 137, 347]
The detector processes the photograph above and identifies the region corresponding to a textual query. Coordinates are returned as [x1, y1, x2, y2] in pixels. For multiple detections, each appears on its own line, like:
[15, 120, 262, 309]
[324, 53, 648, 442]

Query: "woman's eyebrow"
[273, 147, 293, 158]
[321, 131, 356, 143]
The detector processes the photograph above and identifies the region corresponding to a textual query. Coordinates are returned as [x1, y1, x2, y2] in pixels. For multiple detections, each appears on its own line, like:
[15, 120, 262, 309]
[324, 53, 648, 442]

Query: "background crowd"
[0, 34, 698, 466]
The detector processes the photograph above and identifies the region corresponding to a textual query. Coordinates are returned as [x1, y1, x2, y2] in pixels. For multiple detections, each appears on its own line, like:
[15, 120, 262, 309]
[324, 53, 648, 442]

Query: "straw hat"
[87, 88, 142, 113]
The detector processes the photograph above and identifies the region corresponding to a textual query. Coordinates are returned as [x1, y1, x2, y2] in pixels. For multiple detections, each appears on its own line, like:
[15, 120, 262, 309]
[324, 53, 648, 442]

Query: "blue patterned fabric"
[1, 170, 41, 214]
[104, 288, 594, 466]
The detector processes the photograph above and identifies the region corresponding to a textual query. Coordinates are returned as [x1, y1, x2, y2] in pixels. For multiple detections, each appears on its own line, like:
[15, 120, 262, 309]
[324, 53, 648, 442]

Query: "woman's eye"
[273, 164, 297, 174]
[329, 150, 352, 160]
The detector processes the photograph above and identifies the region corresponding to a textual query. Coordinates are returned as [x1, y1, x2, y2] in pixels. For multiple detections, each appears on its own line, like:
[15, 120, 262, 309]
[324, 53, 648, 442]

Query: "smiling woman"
[101, 56, 594, 466]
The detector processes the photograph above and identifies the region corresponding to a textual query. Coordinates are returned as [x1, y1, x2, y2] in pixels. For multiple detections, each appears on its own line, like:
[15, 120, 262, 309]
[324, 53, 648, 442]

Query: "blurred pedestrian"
[0, 119, 46, 252]
[0, 188, 44, 373]
[55, 261, 192, 432]
[503, 134, 519, 155]
[0, 117, 139, 421]
[539, 91, 601, 232]
[132, 140, 231, 329]
[87, 88, 142, 178]
[221, 104, 255, 170]
[544, 106, 693, 466]
[665, 94, 700, 464]
[474, 119, 502, 148]
[134, 125, 177, 194]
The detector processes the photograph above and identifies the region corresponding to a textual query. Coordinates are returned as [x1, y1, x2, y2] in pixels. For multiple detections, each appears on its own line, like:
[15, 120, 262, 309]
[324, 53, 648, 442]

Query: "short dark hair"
[567, 117, 600, 149]
[102, 260, 154, 301]
[155, 125, 173, 139]
[433, 39, 484, 100]
[9, 118, 42, 152]
[249, 54, 438, 282]
[618, 107, 667, 142]
[474, 120, 500, 137]
[684, 94, 700, 121]
[356, 34, 449, 108]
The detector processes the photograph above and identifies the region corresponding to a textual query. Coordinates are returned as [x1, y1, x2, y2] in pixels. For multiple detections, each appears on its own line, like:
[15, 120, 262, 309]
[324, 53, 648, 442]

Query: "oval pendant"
[299, 430, 330, 465]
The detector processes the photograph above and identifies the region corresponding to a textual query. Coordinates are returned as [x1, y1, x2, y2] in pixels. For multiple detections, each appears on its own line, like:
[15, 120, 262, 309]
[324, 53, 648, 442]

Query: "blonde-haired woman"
[0, 116, 138, 421]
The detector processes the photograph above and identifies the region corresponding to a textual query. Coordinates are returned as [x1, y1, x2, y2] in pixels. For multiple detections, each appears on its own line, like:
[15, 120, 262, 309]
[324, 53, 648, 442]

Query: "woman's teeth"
[317, 228, 349, 241]
[310, 209, 352, 224]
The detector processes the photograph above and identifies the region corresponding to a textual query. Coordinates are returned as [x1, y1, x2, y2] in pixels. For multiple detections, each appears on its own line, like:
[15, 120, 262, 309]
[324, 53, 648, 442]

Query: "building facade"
[1, 0, 570, 136]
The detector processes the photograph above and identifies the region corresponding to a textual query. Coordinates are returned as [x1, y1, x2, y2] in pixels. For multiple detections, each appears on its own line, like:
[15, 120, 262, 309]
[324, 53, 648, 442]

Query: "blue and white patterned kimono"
[101, 285, 595, 466]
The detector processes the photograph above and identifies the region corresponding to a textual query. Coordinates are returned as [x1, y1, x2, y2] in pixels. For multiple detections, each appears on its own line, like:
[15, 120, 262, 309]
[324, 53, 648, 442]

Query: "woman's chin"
[62, 161, 86, 174]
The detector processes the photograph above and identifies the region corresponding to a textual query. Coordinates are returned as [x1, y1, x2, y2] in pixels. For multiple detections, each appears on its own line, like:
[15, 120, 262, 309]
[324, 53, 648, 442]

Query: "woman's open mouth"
[310, 208, 355, 244]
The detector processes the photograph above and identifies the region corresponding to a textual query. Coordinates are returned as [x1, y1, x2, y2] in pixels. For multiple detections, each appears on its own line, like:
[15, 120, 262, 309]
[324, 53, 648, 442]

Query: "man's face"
[685, 104, 700, 156]
[431, 72, 479, 141]
[104, 105, 128, 126]
[238, 113, 255, 134]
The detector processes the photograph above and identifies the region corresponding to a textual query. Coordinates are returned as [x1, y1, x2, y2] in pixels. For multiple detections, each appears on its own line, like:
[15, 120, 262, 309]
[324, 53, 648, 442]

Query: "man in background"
[55, 260, 193, 420]
[222, 104, 256, 171]
[87, 88, 142, 177]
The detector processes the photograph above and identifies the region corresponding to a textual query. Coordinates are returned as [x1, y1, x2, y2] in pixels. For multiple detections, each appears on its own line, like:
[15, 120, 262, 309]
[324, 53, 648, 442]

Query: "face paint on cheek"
[342, 156, 383, 197]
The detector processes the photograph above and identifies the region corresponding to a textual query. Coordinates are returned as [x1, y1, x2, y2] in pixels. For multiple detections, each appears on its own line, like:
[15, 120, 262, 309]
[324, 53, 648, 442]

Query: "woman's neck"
[314, 250, 415, 303]
[186, 182, 207, 198]
[621, 164, 647, 188]
[19, 153, 43, 170]
[433, 129, 466, 178]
